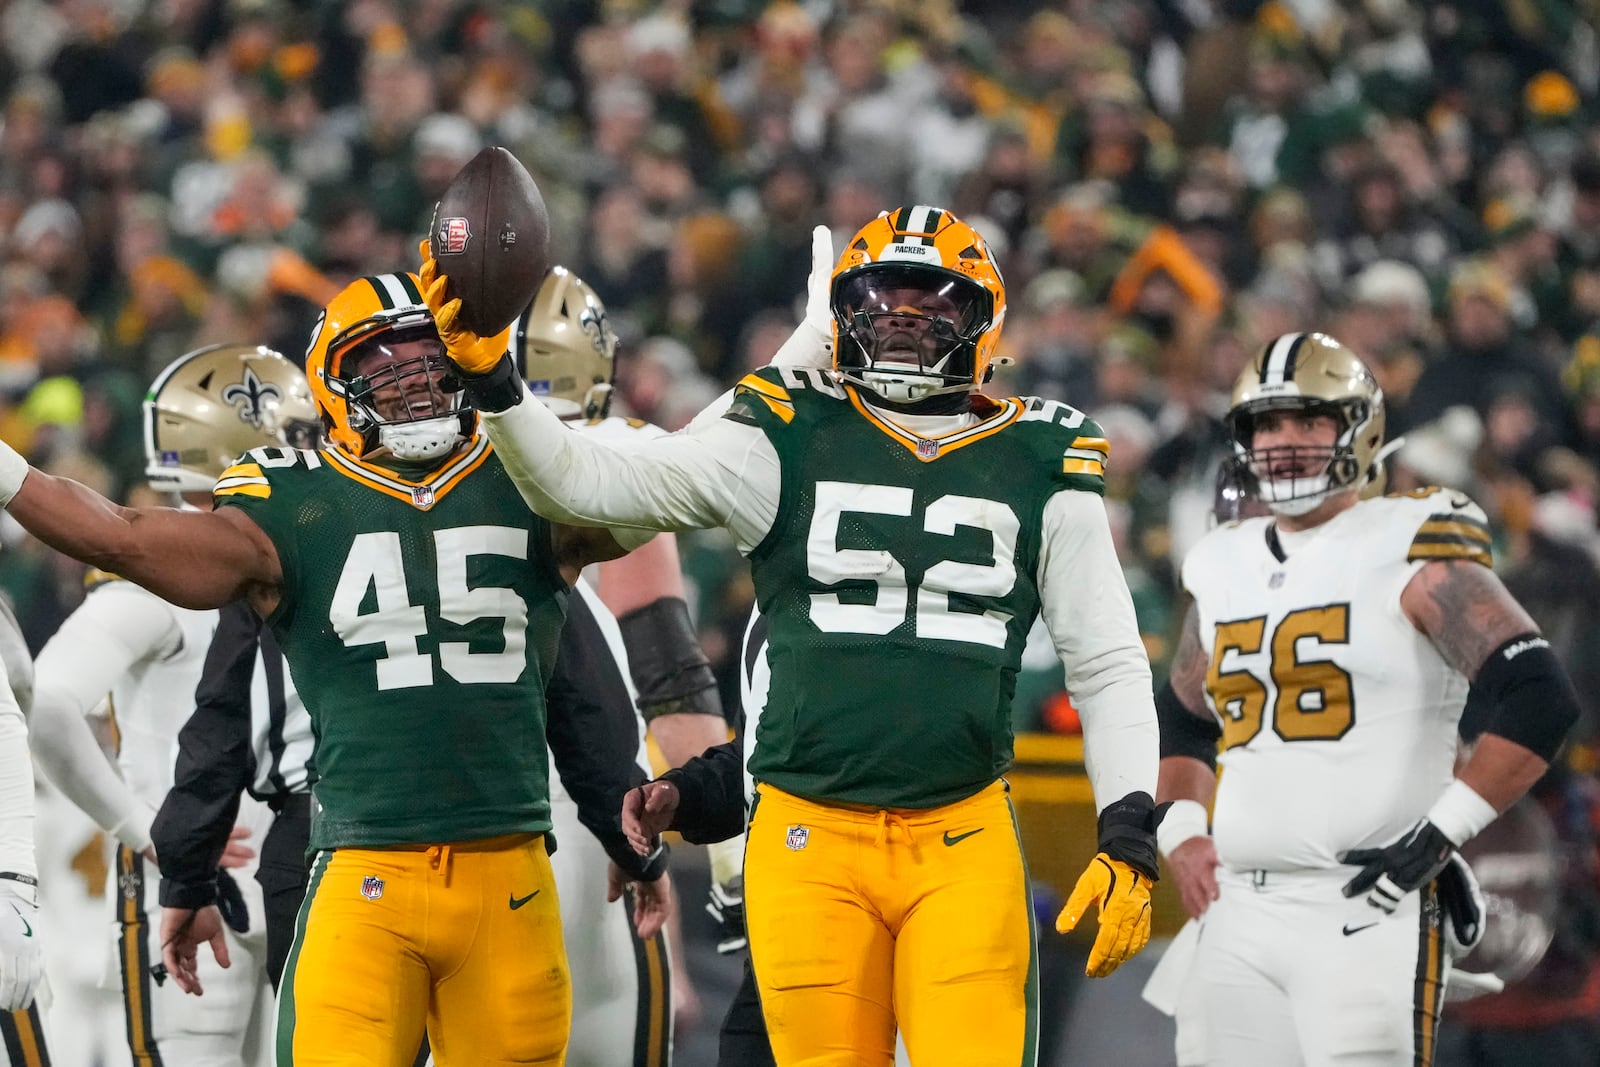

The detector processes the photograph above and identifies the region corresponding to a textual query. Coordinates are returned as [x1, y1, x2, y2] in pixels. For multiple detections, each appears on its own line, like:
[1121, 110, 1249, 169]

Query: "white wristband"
[0, 442, 28, 507]
[1426, 779, 1498, 847]
[1157, 799, 1210, 858]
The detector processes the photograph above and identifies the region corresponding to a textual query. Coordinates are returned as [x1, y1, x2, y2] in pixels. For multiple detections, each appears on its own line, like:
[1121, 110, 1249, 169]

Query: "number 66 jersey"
[1183, 487, 1491, 873]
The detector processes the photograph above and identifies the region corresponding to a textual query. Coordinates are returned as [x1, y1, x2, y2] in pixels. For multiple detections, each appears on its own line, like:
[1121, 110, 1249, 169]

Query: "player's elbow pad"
[618, 597, 721, 723]
[1156, 681, 1220, 770]
[1474, 634, 1580, 762]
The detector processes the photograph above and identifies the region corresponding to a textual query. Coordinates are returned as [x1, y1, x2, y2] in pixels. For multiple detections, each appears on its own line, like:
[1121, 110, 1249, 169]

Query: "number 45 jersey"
[730, 367, 1110, 811]
[1183, 487, 1493, 873]
[214, 439, 569, 852]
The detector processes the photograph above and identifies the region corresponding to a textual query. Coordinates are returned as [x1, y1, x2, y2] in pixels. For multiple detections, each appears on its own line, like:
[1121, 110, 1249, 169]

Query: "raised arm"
[0, 462, 279, 611]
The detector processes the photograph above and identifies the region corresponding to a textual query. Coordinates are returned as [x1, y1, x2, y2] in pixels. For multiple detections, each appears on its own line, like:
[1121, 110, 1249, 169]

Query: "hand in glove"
[1340, 819, 1455, 915]
[1056, 792, 1159, 977]
[0, 877, 41, 1011]
[417, 240, 513, 375]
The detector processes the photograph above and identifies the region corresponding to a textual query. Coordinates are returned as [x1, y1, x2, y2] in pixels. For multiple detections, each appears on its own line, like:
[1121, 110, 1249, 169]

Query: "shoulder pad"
[1392, 486, 1492, 568]
[212, 447, 324, 504]
[1016, 398, 1108, 493]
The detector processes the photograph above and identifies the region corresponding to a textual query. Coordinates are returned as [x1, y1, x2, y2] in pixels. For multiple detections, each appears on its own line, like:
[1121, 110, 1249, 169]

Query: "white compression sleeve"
[0, 658, 33, 881]
[30, 585, 179, 850]
[1037, 490, 1159, 811]
[483, 397, 782, 552]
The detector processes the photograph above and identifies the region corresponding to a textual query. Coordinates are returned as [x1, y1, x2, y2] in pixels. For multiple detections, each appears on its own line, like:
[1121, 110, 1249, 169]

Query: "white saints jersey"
[85, 579, 218, 806]
[1184, 487, 1491, 873]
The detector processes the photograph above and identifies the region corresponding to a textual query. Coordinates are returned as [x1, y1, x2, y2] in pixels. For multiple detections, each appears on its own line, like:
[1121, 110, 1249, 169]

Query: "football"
[427, 146, 551, 337]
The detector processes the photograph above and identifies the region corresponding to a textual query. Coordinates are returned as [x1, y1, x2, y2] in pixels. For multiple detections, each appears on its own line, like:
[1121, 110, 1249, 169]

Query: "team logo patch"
[119, 867, 142, 900]
[1269, 571, 1285, 589]
[222, 367, 283, 430]
[915, 438, 939, 460]
[411, 485, 435, 509]
[436, 216, 472, 254]
[360, 876, 385, 901]
[785, 825, 810, 851]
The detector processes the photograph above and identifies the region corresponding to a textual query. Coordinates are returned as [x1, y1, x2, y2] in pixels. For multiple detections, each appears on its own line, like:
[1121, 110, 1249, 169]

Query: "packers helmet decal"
[511, 266, 617, 421]
[831, 206, 1007, 404]
[143, 344, 320, 493]
[304, 273, 473, 461]
[1224, 332, 1388, 516]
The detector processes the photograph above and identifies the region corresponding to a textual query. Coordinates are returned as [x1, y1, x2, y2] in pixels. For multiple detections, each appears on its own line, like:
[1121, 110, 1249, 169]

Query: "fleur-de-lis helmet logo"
[222, 367, 283, 430]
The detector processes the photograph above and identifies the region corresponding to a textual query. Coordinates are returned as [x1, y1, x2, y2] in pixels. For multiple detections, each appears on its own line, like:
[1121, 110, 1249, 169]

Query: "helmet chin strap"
[378, 416, 463, 461]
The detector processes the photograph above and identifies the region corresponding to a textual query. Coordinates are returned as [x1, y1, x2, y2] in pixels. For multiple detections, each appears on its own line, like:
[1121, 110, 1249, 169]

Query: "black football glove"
[1340, 819, 1454, 914]
[706, 876, 747, 955]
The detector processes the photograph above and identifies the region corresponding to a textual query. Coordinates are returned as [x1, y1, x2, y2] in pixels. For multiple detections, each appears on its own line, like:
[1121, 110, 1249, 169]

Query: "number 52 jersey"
[1182, 487, 1493, 873]
[214, 438, 570, 852]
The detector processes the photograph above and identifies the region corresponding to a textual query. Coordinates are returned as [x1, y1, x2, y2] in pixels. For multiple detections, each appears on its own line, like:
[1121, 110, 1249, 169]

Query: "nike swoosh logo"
[10, 903, 29, 938]
[1342, 921, 1378, 936]
[942, 828, 985, 847]
[509, 891, 540, 910]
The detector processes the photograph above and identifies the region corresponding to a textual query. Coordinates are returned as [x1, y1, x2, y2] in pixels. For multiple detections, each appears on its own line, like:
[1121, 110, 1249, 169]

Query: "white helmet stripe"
[374, 273, 412, 309]
[1260, 332, 1305, 386]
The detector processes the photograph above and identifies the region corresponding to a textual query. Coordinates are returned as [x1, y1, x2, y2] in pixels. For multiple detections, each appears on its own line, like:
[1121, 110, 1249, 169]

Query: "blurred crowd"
[2, 0, 1600, 1055]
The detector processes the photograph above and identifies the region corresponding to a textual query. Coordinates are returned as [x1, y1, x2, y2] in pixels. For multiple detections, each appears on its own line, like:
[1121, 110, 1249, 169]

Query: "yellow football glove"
[1056, 853, 1153, 978]
[417, 239, 512, 375]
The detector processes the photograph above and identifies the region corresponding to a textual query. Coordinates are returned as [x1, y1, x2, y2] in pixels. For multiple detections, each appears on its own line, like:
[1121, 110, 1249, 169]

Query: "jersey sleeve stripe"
[1406, 540, 1492, 566]
[1069, 435, 1110, 456]
[1064, 446, 1108, 463]
[214, 482, 272, 499]
[735, 374, 793, 404]
[751, 393, 796, 424]
[1063, 457, 1105, 477]
[1416, 517, 1491, 544]
[218, 462, 264, 481]
[214, 475, 270, 490]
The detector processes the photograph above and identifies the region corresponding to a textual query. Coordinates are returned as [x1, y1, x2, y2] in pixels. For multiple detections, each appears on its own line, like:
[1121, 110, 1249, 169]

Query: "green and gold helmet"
[511, 266, 618, 421]
[1223, 332, 1387, 516]
[144, 343, 320, 492]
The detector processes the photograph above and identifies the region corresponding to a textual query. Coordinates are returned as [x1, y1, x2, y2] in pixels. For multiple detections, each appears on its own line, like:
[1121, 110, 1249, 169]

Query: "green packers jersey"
[732, 367, 1108, 809]
[215, 435, 568, 850]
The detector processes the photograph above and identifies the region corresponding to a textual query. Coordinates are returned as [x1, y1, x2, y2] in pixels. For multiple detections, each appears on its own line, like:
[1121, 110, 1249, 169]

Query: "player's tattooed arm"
[1401, 559, 1539, 680]
[1168, 603, 1210, 715]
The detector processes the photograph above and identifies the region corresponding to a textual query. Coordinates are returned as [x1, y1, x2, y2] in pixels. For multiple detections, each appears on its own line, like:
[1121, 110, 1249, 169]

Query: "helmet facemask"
[833, 265, 991, 404]
[1225, 397, 1372, 516]
[330, 315, 471, 462]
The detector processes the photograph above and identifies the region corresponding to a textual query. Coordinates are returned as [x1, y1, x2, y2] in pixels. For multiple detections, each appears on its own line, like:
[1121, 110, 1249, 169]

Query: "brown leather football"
[427, 146, 551, 337]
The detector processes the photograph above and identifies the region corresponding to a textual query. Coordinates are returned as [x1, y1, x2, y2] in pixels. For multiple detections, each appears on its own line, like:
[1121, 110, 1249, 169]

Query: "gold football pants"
[277, 833, 569, 1066]
[744, 781, 1037, 1067]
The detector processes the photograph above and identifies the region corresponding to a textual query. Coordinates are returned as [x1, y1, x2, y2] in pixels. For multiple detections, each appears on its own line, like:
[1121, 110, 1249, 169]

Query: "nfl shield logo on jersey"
[785, 825, 810, 851]
[916, 438, 939, 460]
[436, 216, 472, 254]
[360, 875, 385, 901]
[411, 485, 435, 509]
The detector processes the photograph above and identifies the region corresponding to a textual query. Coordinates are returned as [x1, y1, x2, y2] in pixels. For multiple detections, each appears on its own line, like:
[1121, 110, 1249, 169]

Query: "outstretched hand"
[608, 863, 673, 940]
[621, 780, 680, 857]
[161, 905, 229, 996]
[1056, 853, 1154, 977]
[417, 239, 512, 375]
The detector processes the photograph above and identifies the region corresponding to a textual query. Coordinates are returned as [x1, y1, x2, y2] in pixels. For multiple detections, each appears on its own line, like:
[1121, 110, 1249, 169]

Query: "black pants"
[720, 956, 776, 1067]
[255, 804, 312, 991]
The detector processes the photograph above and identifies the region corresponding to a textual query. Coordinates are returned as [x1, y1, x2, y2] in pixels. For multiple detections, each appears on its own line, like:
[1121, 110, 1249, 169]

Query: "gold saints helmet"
[1223, 332, 1387, 517]
[830, 205, 1007, 404]
[144, 344, 320, 493]
[511, 266, 618, 421]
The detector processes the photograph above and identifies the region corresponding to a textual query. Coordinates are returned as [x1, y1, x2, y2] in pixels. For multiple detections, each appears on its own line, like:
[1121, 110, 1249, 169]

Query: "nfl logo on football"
[785, 824, 810, 851]
[361, 875, 385, 901]
[411, 485, 435, 509]
[437, 216, 472, 255]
